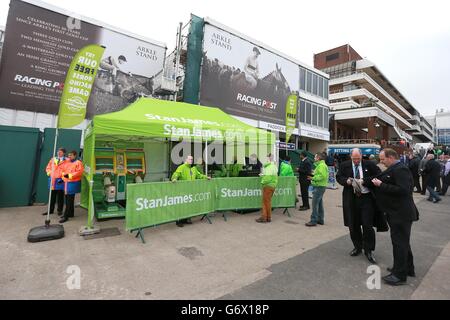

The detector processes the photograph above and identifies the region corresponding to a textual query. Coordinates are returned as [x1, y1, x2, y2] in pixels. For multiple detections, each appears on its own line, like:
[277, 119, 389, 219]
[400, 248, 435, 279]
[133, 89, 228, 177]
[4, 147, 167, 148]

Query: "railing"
[329, 139, 379, 145]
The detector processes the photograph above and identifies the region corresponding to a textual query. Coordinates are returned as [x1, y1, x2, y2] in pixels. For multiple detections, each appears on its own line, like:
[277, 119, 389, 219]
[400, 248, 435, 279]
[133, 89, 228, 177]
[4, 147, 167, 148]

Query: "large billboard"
[0, 0, 166, 117]
[199, 23, 299, 126]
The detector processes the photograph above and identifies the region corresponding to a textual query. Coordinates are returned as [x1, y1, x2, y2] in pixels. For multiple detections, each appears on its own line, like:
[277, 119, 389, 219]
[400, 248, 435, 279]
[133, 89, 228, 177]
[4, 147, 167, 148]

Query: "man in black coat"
[423, 154, 442, 203]
[297, 151, 313, 210]
[336, 148, 385, 264]
[372, 148, 419, 286]
[408, 153, 421, 193]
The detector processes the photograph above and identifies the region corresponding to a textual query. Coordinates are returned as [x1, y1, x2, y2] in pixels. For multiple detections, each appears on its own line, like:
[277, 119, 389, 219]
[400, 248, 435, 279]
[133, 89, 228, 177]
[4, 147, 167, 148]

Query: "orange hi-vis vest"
[46, 157, 68, 190]
[62, 159, 84, 195]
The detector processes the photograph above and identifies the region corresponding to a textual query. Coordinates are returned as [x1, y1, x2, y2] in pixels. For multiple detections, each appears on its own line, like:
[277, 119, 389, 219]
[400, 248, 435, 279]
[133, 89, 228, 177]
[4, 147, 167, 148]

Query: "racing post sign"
[58, 45, 105, 128]
[285, 93, 298, 145]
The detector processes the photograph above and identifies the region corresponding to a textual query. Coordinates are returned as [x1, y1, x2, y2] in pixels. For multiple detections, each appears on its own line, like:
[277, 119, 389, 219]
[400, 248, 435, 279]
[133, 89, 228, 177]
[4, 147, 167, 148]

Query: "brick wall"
[314, 44, 363, 70]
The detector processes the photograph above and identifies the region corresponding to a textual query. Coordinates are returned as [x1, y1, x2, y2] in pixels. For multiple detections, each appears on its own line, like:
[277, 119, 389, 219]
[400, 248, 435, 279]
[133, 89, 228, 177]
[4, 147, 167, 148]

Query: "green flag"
[285, 93, 298, 144]
[57, 44, 105, 128]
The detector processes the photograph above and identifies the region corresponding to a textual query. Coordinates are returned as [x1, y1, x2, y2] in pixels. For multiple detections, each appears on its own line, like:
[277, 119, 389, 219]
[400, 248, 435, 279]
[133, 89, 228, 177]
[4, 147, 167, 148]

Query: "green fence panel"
[0, 126, 40, 207]
[126, 179, 215, 231]
[125, 177, 296, 231]
[215, 177, 296, 210]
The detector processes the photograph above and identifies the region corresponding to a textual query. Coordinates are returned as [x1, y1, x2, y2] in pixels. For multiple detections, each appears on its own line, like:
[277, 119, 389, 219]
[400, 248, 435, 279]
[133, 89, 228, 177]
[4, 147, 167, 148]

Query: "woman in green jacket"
[306, 152, 329, 227]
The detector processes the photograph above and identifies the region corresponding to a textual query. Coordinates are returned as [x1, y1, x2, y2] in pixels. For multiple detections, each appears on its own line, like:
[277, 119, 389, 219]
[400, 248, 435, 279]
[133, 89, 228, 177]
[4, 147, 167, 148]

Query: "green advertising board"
[126, 177, 297, 231]
[285, 93, 298, 144]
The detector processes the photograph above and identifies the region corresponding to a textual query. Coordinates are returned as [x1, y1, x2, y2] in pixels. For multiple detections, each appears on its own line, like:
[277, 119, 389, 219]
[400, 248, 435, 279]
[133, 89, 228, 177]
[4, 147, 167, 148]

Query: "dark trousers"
[349, 194, 376, 252]
[412, 174, 421, 193]
[64, 194, 75, 219]
[420, 175, 428, 195]
[50, 189, 64, 213]
[388, 219, 414, 280]
[299, 178, 310, 208]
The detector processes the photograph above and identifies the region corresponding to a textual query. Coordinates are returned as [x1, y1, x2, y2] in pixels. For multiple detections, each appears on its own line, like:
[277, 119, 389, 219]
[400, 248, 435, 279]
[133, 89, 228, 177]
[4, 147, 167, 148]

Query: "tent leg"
[222, 212, 228, 222]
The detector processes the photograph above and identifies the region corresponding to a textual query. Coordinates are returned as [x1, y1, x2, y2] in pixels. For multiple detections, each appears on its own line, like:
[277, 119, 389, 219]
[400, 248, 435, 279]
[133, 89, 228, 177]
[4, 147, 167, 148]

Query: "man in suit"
[297, 151, 313, 211]
[336, 148, 384, 264]
[408, 153, 421, 193]
[423, 153, 442, 203]
[372, 148, 419, 286]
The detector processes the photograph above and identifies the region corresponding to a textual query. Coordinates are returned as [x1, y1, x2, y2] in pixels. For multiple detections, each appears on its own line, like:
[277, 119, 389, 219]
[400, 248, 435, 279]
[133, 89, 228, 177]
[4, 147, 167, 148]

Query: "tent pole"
[45, 127, 59, 226]
[205, 140, 208, 176]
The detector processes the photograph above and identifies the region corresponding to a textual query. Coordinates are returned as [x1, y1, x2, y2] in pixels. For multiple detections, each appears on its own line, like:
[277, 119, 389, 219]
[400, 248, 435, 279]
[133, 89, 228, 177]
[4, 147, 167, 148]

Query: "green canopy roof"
[88, 98, 274, 144]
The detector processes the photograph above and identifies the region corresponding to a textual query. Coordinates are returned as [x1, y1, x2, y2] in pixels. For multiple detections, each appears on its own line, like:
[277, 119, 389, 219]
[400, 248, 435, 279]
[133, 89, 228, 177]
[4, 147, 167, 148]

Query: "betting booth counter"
[80, 98, 296, 242]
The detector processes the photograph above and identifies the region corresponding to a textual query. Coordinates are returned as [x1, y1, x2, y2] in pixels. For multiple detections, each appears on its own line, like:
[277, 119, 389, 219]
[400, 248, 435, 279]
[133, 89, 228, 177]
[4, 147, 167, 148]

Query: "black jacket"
[336, 160, 387, 231]
[374, 162, 419, 224]
[423, 159, 441, 188]
[298, 158, 313, 181]
[408, 157, 420, 176]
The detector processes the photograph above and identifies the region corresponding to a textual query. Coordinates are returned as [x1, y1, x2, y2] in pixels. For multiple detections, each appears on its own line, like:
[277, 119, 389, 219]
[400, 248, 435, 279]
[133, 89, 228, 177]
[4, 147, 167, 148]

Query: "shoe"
[176, 221, 184, 228]
[317, 221, 324, 225]
[299, 207, 310, 211]
[305, 222, 317, 227]
[57, 211, 64, 216]
[427, 198, 433, 202]
[433, 198, 441, 203]
[382, 274, 407, 286]
[185, 218, 193, 225]
[42, 212, 54, 215]
[267, 218, 272, 223]
[387, 267, 416, 277]
[255, 217, 268, 223]
[350, 248, 362, 256]
[365, 251, 377, 264]
[59, 218, 68, 224]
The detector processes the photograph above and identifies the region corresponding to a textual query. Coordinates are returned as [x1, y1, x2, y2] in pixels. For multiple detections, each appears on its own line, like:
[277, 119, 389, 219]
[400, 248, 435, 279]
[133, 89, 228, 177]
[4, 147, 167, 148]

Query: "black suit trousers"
[64, 194, 75, 219]
[388, 219, 414, 280]
[299, 177, 310, 208]
[349, 193, 376, 252]
[50, 189, 64, 214]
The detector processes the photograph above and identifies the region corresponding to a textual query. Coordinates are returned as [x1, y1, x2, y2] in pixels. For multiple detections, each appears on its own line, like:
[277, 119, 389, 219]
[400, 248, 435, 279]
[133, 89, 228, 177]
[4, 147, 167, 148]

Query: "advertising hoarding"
[0, 0, 166, 118]
[199, 23, 299, 126]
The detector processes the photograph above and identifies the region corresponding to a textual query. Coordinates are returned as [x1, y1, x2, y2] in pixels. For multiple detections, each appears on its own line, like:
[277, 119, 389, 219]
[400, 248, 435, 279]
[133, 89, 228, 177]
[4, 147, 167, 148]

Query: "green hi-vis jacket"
[280, 161, 294, 177]
[261, 162, 278, 188]
[171, 163, 208, 181]
[311, 160, 329, 187]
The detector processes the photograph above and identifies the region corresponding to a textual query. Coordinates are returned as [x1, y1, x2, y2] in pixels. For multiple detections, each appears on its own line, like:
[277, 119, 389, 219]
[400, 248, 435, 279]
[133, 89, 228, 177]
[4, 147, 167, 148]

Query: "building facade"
[314, 44, 433, 156]
[427, 110, 450, 146]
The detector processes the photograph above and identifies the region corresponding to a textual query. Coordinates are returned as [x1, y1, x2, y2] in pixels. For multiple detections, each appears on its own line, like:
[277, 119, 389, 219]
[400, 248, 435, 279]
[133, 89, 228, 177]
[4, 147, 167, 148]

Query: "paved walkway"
[0, 189, 448, 299]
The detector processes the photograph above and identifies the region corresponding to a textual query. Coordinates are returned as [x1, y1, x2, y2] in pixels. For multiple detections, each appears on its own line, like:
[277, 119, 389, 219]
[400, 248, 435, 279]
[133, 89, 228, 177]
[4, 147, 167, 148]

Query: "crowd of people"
[43, 144, 449, 286]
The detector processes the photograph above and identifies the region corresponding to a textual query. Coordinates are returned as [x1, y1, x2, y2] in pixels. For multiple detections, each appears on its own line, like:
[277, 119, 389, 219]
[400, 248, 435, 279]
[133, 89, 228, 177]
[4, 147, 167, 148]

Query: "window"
[299, 100, 306, 123]
[318, 106, 324, 127]
[324, 79, 329, 99]
[312, 104, 318, 126]
[313, 74, 318, 96]
[305, 103, 311, 125]
[307, 71, 312, 93]
[300, 67, 306, 91]
[324, 108, 329, 129]
[326, 52, 339, 61]
[319, 76, 324, 97]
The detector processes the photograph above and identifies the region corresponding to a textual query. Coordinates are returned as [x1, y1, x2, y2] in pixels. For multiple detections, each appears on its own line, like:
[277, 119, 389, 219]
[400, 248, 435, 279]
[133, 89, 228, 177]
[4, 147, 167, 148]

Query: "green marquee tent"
[81, 98, 275, 228]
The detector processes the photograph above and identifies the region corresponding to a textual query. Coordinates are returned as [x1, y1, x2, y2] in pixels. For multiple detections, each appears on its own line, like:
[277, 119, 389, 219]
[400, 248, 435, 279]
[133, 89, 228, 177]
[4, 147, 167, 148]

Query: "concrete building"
[314, 44, 433, 156]
[426, 110, 450, 146]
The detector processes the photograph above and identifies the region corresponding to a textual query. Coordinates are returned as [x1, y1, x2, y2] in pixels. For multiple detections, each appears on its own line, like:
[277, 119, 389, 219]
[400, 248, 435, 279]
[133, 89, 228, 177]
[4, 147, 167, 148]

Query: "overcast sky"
[1, 0, 449, 116]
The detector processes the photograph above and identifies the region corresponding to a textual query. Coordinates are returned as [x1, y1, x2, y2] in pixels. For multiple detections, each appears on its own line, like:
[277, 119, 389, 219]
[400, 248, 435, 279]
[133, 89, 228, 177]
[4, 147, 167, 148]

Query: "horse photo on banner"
[199, 23, 300, 126]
